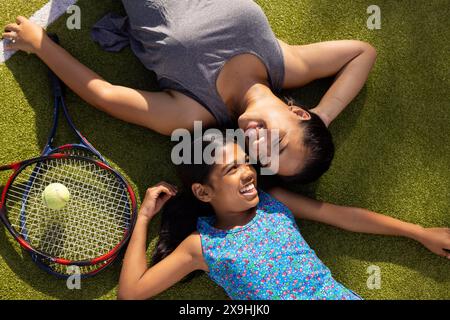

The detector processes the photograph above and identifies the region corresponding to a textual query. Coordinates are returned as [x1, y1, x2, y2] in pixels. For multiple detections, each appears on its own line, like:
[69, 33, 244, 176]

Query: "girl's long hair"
[152, 137, 222, 265]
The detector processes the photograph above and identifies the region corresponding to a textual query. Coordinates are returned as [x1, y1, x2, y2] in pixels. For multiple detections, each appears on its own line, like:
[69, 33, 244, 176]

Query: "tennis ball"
[42, 183, 70, 210]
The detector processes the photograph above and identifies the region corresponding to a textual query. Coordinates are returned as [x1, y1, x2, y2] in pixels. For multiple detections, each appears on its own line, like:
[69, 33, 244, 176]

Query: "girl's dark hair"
[152, 136, 225, 266]
[281, 97, 335, 184]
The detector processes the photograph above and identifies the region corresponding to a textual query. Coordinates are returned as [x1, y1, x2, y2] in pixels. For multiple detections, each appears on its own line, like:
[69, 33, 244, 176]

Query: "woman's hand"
[138, 182, 178, 221]
[2, 16, 46, 53]
[416, 228, 450, 259]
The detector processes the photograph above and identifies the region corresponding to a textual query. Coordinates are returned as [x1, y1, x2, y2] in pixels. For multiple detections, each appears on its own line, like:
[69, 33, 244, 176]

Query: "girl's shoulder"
[183, 231, 202, 252]
[181, 232, 208, 271]
[259, 188, 289, 209]
[259, 188, 296, 220]
[175, 232, 203, 257]
[263, 187, 289, 205]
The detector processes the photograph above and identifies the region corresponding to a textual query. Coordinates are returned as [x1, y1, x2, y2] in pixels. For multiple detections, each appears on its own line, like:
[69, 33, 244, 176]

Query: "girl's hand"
[138, 182, 178, 221]
[416, 228, 450, 259]
[2, 16, 46, 53]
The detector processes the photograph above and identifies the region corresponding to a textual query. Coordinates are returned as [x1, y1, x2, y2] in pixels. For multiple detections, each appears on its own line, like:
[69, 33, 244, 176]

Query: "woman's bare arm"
[278, 39, 377, 127]
[3, 16, 215, 135]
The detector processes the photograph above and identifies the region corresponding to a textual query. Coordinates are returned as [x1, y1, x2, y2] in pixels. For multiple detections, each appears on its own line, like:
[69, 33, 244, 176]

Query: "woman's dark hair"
[152, 135, 228, 266]
[281, 97, 335, 184]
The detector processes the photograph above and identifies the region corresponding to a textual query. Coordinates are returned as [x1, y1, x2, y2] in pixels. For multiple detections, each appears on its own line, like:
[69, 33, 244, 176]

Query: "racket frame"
[0, 153, 137, 267]
[43, 36, 105, 161]
[10, 34, 134, 277]
[19, 33, 121, 277]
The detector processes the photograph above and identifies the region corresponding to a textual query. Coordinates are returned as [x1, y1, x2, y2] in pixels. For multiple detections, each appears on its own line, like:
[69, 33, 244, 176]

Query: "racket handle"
[0, 162, 20, 172]
[46, 33, 65, 98]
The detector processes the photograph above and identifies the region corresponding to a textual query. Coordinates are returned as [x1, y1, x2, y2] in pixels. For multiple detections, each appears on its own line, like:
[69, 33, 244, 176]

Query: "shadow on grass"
[0, 218, 122, 299]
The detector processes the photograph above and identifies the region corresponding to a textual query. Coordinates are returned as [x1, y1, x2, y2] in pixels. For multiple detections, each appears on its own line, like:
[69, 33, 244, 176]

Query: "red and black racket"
[41, 33, 105, 159]
[2, 34, 137, 277]
[0, 153, 137, 267]
[18, 33, 129, 277]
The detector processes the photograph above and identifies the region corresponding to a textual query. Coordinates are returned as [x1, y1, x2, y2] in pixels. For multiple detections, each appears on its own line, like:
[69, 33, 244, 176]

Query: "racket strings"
[10, 188, 128, 258]
[39, 147, 115, 276]
[8, 162, 131, 207]
[7, 183, 131, 227]
[22, 190, 127, 258]
[7, 190, 131, 236]
[8, 197, 124, 259]
[5, 157, 133, 262]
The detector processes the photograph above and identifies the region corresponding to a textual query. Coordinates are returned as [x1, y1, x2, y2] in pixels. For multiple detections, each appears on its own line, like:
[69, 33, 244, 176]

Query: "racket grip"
[0, 162, 19, 171]
[46, 33, 65, 98]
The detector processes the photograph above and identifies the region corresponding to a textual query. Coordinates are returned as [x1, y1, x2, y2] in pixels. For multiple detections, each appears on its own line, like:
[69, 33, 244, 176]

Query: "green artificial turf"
[0, 0, 449, 300]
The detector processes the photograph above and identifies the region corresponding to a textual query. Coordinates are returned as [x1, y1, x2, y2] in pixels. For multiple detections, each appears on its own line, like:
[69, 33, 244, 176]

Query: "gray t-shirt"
[92, 0, 285, 127]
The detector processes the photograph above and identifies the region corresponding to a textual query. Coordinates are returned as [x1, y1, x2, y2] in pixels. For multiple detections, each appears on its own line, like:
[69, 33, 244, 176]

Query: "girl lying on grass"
[118, 136, 450, 300]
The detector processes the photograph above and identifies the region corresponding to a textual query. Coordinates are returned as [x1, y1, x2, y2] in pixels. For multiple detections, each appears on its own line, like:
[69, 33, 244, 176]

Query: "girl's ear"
[192, 183, 213, 203]
[290, 106, 311, 120]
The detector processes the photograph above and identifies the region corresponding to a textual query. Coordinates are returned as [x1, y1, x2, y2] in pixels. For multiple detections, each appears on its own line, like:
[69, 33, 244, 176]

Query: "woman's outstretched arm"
[268, 187, 450, 259]
[278, 39, 377, 127]
[3, 16, 215, 135]
[118, 182, 207, 300]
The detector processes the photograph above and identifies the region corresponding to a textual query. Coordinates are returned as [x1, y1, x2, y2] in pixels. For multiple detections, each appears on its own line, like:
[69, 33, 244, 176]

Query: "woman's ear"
[192, 183, 213, 203]
[290, 106, 311, 120]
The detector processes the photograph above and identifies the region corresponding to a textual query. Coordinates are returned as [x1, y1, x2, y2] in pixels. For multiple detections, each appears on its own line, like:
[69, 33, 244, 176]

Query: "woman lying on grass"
[3, 0, 376, 183]
[118, 136, 450, 300]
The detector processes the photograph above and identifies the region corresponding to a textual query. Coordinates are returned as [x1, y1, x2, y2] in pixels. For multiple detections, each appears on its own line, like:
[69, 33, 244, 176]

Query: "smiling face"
[191, 141, 259, 215]
[238, 94, 311, 176]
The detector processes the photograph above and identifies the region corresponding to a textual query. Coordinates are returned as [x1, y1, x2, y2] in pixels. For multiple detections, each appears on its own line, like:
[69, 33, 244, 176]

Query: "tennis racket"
[0, 153, 137, 267]
[22, 33, 123, 277]
[41, 33, 105, 159]
[31, 252, 117, 279]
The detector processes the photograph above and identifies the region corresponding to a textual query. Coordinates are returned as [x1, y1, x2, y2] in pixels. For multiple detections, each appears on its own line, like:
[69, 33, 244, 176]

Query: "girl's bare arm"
[118, 220, 205, 300]
[118, 183, 207, 300]
[269, 187, 450, 259]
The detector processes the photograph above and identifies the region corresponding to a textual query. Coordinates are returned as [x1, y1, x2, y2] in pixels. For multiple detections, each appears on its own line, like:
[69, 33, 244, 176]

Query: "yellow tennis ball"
[42, 183, 70, 210]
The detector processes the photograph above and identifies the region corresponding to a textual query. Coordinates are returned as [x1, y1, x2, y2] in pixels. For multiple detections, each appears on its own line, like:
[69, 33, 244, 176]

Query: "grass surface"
[0, 0, 449, 300]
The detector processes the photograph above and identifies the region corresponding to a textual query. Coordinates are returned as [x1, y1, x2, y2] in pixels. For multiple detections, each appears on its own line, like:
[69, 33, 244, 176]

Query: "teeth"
[240, 183, 255, 194]
[245, 128, 257, 139]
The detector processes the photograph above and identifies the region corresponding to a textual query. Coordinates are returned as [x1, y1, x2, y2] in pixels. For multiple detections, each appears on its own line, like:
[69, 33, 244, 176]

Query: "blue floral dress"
[197, 190, 362, 300]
